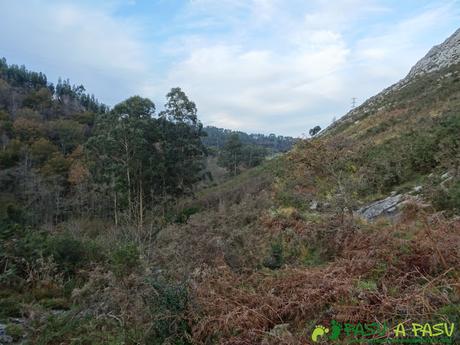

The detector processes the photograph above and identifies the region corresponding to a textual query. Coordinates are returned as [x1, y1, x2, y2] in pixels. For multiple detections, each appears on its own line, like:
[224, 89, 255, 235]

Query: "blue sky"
[0, 0, 459, 136]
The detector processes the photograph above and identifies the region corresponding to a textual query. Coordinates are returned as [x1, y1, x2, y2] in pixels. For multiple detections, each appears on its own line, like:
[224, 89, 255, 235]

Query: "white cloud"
[0, 0, 459, 136]
[159, 38, 349, 134]
[350, 1, 460, 97]
[155, 0, 460, 135]
[0, 0, 148, 104]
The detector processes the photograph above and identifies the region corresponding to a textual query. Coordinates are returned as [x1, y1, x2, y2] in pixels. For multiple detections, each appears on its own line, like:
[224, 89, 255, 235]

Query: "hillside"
[148, 28, 460, 344]
[327, 28, 460, 141]
[0, 28, 459, 345]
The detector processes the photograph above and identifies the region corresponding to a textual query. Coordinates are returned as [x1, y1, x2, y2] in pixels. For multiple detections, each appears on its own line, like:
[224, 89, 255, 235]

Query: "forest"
[202, 126, 297, 153]
[0, 58, 211, 228]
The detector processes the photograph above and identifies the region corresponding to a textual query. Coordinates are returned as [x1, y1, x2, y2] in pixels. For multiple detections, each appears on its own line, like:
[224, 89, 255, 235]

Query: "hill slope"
[169, 28, 460, 344]
[0, 29, 459, 345]
[327, 28, 460, 142]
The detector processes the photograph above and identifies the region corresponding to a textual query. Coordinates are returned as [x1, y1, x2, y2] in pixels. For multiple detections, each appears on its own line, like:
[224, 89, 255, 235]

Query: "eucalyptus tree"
[86, 96, 157, 226]
[159, 88, 207, 197]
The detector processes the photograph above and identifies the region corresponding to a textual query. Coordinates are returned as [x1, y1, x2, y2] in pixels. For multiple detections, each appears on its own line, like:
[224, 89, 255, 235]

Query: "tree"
[241, 145, 267, 168]
[112, 96, 155, 120]
[159, 88, 207, 196]
[86, 96, 157, 227]
[309, 126, 321, 137]
[218, 134, 243, 176]
[86, 91, 207, 226]
[30, 138, 58, 164]
[160, 87, 197, 125]
[49, 119, 85, 154]
[286, 136, 362, 223]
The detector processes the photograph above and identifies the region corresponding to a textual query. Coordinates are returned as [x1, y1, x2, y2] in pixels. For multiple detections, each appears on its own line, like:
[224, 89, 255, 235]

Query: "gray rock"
[269, 323, 292, 338]
[441, 172, 450, 180]
[309, 200, 318, 210]
[357, 194, 403, 220]
[0, 324, 13, 344]
[413, 185, 423, 193]
[386, 206, 397, 213]
[406, 28, 460, 79]
[0, 335, 13, 344]
[7, 319, 25, 325]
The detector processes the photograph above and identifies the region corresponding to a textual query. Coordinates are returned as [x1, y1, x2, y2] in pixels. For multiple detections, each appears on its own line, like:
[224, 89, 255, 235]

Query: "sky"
[0, 0, 459, 136]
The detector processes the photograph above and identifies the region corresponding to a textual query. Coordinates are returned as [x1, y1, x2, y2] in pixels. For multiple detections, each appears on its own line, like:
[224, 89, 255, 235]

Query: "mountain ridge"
[326, 27, 460, 133]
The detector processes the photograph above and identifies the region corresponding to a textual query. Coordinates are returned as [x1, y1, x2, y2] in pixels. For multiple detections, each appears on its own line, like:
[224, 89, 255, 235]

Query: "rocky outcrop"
[356, 185, 429, 221]
[357, 194, 403, 221]
[406, 28, 460, 79]
[324, 27, 460, 133]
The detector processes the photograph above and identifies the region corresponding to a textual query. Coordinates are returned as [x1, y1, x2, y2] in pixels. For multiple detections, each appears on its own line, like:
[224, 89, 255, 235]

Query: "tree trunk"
[139, 178, 143, 229]
[114, 191, 118, 226]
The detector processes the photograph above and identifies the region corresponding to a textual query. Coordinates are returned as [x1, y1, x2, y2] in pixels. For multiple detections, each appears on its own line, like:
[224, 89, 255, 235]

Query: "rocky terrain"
[407, 28, 460, 78]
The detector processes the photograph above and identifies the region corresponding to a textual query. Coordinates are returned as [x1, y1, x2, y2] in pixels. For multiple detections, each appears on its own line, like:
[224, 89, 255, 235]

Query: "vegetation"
[216, 133, 268, 176]
[308, 125, 321, 137]
[203, 125, 297, 153]
[0, 54, 459, 345]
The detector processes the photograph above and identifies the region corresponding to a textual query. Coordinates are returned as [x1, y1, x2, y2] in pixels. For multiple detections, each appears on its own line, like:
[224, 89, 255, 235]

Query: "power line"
[351, 97, 357, 109]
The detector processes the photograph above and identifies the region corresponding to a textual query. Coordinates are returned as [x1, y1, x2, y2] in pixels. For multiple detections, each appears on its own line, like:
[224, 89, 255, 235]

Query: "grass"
[356, 279, 378, 292]
[0, 297, 22, 320]
[326, 63, 460, 144]
[5, 323, 24, 342]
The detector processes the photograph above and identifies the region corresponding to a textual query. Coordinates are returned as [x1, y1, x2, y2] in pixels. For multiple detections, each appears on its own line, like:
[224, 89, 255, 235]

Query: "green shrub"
[110, 243, 140, 278]
[263, 241, 284, 269]
[40, 297, 70, 310]
[46, 235, 87, 274]
[145, 278, 191, 345]
[1, 223, 48, 288]
[437, 304, 460, 343]
[175, 207, 200, 224]
[5, 323, 24, 341]
[0, 297, 22, 319]
[433, 180, 460, 212]
[34, 313, 125, 345]
[356, 279, 378, 292]
[0, 204, 26, 240]
[302, 246, 327, 266]
[84, 239, 107, 264]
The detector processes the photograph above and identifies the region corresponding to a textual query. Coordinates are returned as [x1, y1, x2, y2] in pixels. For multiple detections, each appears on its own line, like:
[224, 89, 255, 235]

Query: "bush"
[39, 297, 70, 310]
[175, 207, 200, 224]
[46, 235, 87, 274]
[1, 225, 101, 289]
[433, 180, 460, 212]
[0, 297, 22, 319]
[145, 278, 191, 345]
[5, 323, 24, 341]
[1, 223, 48, 288]
[110, 243, 140, 278]
[437, 304, 460, 344]
[0, 204, 26, 240]
[33, 313, 125, 345]
[263, 241, 284, 269]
